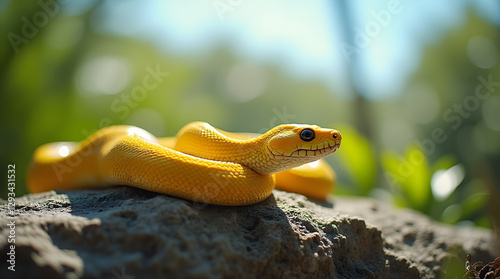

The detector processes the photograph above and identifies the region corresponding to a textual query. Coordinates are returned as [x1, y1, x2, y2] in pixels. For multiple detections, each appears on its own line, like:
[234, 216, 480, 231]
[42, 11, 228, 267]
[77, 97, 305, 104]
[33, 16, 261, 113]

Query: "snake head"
[262, 124, 341, 173]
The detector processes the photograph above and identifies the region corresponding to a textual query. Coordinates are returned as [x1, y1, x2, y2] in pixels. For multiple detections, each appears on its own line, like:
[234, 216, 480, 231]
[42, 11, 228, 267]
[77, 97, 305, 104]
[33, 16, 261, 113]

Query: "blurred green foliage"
[382, 144, 433, 212]
[334, 125, 377, 196]
[0, 2, 499, 232]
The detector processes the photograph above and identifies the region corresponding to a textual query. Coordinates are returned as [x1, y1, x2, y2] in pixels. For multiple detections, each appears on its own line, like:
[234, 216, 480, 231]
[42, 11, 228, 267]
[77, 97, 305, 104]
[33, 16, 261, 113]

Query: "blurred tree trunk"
[334, 0, 374, 141]
[334, 0, 382, 192]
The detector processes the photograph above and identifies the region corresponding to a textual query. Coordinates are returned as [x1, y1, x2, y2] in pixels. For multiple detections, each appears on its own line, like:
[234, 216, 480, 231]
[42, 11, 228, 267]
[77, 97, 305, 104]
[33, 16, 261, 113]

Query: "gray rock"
[0, 187, 497, 279]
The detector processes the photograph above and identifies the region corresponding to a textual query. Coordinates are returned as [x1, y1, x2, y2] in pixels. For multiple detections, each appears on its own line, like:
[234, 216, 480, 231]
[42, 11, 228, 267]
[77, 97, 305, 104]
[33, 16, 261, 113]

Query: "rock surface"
[0, 187, 497, 279]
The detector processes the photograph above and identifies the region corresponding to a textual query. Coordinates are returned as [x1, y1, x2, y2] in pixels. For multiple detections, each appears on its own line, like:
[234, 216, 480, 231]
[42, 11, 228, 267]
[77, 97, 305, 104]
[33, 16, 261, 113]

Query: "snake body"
[28, 122, 341, 206]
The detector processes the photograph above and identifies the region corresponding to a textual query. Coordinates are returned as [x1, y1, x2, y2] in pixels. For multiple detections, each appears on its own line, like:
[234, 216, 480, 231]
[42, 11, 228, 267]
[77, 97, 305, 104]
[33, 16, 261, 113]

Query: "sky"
[53, 0, 500, 99]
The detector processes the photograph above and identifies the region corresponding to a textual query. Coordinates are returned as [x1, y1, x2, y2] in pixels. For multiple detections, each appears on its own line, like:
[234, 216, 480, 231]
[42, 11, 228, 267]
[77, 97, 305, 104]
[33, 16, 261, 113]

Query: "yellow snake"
[27, 122, 341, 206]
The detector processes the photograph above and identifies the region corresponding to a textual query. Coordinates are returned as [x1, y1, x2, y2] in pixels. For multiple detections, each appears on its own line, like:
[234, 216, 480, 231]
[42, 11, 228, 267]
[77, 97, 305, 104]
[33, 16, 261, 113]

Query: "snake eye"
[300, 128, 315, 142]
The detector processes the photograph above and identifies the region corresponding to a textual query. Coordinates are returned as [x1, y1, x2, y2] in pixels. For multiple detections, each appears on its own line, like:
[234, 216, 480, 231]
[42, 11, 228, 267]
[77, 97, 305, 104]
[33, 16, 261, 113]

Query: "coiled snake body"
[28, 122, 341, 206]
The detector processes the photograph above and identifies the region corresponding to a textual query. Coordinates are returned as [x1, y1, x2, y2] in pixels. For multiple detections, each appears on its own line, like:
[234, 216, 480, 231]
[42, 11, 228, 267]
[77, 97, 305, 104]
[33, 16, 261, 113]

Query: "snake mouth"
[270, 141, 340, 158]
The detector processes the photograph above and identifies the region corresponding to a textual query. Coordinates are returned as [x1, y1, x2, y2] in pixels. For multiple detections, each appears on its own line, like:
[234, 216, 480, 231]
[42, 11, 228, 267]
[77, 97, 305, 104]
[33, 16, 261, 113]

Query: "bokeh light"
[76, 56, 132, 95]
[467, 35, 498, 69]
[482, 96, 500, 131]
[404, 83, 440, 125]
[225, 63, 267, 103]
[127, 108, 166, 137]
[431, 164, 465, 201]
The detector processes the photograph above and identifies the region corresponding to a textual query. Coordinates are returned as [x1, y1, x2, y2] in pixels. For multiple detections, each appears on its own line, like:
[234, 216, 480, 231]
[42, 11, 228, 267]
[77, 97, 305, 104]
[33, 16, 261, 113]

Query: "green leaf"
[381, 144, 431, 211]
